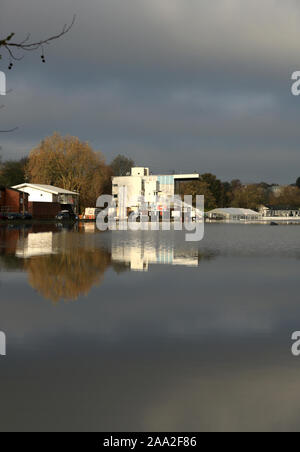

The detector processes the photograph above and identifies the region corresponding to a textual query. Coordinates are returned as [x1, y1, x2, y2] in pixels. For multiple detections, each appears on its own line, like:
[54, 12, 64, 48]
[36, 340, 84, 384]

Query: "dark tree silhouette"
[110, 155, 135, 176]
[0, 157, 28, 186]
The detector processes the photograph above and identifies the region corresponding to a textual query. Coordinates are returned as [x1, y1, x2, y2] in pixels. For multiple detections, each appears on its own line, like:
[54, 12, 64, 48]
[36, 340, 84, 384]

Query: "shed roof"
[12, 183, 79, 196]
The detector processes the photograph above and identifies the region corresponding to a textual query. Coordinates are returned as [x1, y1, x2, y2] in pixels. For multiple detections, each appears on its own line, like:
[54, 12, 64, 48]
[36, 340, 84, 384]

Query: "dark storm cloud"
[1, 0, 300, 182]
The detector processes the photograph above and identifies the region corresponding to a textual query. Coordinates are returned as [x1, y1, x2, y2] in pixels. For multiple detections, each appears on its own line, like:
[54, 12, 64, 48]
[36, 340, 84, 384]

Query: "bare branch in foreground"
[0, 15, 76, 66]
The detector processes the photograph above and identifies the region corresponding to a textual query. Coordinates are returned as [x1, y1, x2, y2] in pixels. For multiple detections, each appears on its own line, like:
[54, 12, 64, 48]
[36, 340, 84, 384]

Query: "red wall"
[0, 188, 29, 213]
[28, 202, 61, 219]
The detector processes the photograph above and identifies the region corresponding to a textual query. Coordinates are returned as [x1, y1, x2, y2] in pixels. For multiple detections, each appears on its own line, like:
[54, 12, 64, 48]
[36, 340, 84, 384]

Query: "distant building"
[269, 185, 287, 197]
[112, 167, 200, 213]
[259, 205, 300, 218]
[12, 183, 79, 214]
[207, 208, 261, 221]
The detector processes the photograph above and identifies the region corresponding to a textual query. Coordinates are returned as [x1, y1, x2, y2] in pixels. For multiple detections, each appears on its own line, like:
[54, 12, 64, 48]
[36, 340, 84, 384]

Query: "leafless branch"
[0, 101, 18, 133]
[0, 15, 76, 63]
[0, 127, 18, 133]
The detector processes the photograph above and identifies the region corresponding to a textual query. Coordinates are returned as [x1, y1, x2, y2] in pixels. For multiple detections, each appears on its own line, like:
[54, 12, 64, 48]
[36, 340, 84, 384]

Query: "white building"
[112, 167, 200, 214]
[12, 184, 79, 212]
[259, 205, 300, 218]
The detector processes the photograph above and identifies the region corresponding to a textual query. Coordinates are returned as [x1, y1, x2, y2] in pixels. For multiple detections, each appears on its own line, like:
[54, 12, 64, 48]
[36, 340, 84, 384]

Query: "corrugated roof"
[12, 184, 79, 195]
[208, 208, 260, 216]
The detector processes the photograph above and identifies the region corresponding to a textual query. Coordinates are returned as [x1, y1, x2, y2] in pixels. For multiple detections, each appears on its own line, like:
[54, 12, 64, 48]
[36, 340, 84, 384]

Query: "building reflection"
[0, 225, 112, 302]
[16, 231, 55, 258]
[111, 242, 200, 272]
[111, 233, 208, 272]
[0, 225, 214, 302]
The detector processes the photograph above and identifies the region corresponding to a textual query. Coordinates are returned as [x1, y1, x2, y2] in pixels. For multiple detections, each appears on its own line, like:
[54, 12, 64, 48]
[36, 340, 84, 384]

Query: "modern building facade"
[112, 167, 200, 213]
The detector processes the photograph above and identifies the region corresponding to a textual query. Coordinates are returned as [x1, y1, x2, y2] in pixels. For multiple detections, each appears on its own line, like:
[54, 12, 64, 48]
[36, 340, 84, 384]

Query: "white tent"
[207, 208, 261, 220]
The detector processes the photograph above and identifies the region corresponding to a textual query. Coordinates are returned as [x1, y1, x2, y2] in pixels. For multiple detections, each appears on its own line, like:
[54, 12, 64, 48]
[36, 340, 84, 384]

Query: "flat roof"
[173, 174, 199, 179]
[113, 173, 199, 180]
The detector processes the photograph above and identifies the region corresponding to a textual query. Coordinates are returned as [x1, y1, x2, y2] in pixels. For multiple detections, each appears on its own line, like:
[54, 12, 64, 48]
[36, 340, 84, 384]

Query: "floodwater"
[0, 222, 300, 432]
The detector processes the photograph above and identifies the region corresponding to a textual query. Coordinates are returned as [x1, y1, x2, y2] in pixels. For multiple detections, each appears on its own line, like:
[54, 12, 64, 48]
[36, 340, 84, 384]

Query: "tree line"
[1, 132, 300, 212]
[178, 178, 300, 211]
[0, 132, 134, 211]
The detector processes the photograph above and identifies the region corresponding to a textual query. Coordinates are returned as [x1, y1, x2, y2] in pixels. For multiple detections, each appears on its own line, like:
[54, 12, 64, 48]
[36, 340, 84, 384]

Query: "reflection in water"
[0, 226, 111, 302]
[2, 223, 300, 431]
[0, 225, 209, 302]
[16, 232, 55, 258]
[24, 243, 111, 303]
[112, 235, 201, 271]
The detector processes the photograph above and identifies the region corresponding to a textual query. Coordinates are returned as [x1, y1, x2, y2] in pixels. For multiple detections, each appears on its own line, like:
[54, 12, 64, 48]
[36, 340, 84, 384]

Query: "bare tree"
[0, 15, 76, 68]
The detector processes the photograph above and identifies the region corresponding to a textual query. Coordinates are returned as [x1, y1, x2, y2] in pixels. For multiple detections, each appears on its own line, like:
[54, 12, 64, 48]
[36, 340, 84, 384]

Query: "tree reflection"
[25, 245, 111, 302]
[0, 225, 212, 303]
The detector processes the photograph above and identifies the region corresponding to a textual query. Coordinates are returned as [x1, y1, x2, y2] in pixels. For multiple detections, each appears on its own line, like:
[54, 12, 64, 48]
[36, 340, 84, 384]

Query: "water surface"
[0, 223, 300, 432]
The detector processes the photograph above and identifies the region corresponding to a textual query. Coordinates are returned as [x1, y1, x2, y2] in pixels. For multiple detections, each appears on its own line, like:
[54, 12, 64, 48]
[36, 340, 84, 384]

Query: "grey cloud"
[1, 0, 300, 182]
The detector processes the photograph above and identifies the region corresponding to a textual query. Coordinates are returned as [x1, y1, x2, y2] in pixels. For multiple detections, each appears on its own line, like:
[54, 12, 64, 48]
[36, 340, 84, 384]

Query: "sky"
[1, 0, 300, 183]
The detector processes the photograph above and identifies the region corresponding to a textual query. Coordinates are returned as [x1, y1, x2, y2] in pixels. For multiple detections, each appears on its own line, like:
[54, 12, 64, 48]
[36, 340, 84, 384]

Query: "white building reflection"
[14, 229, 201, 272]
[15, 232, 56, 258]
[111, 235, 199, 271]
